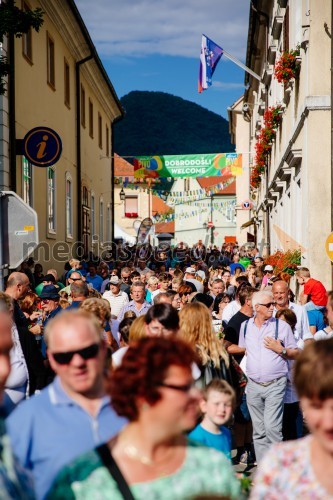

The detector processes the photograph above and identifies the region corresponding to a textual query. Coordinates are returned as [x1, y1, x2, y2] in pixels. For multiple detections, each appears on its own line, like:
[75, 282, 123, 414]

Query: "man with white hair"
[7, 310, 125, 499]
[238, 290, 298, 463]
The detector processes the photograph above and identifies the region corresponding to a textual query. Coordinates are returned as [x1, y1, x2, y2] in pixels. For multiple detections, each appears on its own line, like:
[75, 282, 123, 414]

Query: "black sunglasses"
[52, 343, 100, 365]
[159, 382, 194, 392]
[258, 302, 275, 308]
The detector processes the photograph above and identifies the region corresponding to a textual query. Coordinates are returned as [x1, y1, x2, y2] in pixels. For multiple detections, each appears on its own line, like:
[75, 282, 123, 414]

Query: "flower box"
[125, 212, 138, 218]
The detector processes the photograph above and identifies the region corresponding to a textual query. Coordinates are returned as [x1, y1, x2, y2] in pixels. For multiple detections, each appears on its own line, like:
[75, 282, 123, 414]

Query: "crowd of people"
[0, 240, 333, 498]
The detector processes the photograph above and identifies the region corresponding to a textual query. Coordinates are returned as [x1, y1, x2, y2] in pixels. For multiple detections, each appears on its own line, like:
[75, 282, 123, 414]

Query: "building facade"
[2, 0, 123, 274]
[229, 0, 332, 287]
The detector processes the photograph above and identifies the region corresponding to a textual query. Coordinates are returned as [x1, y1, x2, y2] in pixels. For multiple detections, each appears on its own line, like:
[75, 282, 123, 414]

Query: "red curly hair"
[108, 337, 197, 421]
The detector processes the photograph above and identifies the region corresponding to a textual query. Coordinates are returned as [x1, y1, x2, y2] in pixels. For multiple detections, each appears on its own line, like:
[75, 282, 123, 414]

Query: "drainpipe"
[8, 30, 16, 191]
[76, 54, 93, 252]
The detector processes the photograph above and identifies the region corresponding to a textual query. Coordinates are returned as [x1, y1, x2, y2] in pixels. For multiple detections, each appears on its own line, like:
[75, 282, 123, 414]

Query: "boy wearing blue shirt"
[189, 379, 235, 459]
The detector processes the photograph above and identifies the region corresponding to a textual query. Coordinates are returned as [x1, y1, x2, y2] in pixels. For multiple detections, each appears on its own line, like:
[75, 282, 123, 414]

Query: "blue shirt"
[189, 424, 232, 459]
[229, 263, 245, 275]
[117, 300, 151, 322]
[86, 274, 103, 292]
[6, 377, 126, 499]
[307, 309, 326, 332]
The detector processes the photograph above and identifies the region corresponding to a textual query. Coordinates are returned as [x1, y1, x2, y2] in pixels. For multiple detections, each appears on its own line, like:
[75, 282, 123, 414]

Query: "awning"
[114, 223, 137, 245]
[241, 218, 255, 230]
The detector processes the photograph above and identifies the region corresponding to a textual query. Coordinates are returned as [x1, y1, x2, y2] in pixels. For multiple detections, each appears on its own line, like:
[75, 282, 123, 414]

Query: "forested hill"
[113, 91, 233, 157]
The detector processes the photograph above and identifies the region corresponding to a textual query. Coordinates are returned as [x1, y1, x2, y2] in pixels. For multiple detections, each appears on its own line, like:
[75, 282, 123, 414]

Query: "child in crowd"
[296, 267, 327, 312]
[189, 379, 235, 460]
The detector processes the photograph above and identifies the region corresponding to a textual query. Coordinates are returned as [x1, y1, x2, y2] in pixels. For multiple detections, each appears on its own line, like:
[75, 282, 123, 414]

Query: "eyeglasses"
[159, 381, 195, 392]
[258, 302, 275, 308]
[41, 299, 50, 304]
[52, 343, 100, 365]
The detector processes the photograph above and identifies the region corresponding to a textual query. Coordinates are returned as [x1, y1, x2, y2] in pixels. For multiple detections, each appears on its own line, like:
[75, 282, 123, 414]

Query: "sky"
[74, 0, 250, 119]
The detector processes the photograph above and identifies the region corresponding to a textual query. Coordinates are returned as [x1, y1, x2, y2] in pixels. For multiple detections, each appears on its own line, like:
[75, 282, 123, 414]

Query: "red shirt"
[304, 278, 327, 306]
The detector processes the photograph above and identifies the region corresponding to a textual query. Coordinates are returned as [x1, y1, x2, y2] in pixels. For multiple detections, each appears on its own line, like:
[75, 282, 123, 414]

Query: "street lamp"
[119, 188, 125, 201]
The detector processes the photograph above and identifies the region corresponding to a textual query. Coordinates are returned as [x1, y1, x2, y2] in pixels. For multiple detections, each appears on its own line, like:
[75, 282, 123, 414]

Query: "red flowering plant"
[274, 46, 301, 85]
[251, 105, 283, 188]
[264, 249, 301, 277]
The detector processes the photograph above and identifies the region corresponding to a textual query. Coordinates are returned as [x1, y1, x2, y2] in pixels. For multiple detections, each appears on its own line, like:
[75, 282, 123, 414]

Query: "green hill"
[113, 91, 233, 157]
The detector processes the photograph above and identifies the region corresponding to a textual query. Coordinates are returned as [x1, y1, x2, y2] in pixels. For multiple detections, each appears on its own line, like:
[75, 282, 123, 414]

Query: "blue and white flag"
[198, 34, 223, 93]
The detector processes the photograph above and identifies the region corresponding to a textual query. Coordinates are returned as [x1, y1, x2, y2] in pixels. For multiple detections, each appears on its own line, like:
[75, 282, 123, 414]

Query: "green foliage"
[0, 1, 44, 95]
[114, 91, 233, 157]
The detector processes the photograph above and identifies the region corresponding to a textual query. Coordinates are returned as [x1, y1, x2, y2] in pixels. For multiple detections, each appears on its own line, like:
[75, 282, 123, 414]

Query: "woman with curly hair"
[179, 302, 231, 389]
[49, 337, 241, 499]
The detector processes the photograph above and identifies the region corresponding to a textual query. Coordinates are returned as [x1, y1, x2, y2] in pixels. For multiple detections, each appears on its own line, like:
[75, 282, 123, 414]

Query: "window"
[66, 175, 73, 237]
[106, 125, 110, 157]
[106, 204, 111, 241]
[124, 196, 138, 218]
[98, 113, 102, 149]
[47, 32, 55, 88]
[89, 99, 93, 138]
[91, 193, 95, 238]
[99, 199, 104, 241]
[22, 1, 33, 62]
[184, 179, 190, 191]
[81, 85, 86, 127]
[22, 157, 33, 206]
[47, 167, 56, 232]
[64, 59, 70, 107]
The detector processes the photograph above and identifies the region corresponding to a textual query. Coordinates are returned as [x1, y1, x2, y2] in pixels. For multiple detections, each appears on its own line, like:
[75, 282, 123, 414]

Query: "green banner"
[133, 153, 242, 179]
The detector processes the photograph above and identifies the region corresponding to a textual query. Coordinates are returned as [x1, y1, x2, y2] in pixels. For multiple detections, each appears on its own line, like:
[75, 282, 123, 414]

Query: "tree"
[0, 0, 44, 94]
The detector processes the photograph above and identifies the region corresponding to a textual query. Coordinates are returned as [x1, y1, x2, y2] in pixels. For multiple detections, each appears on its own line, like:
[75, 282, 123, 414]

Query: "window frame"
[98, 112, 102, 149]
[46, 31, 55, 89]
[65, 173, 73, 239]
[91, 192, 96, 241]
[81, 84, 86, 128]
[47, 167, 56, 236]
[22, 0, 33, 63]
[124, 195, 139, 218]
[99, 198, 104, 242]
[106, 124, 110, 157]
[89, 99, 94, 138]
[64, 58, 70, 108]
[22, 156, 33, 207]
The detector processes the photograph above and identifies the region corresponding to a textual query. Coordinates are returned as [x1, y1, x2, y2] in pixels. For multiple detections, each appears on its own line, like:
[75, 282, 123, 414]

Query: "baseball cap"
[264, 265, 274, 272]
[185, 267, 196, 274]
[196, 270, 206, 280]
[109, 276, 120, 285]
[43, 274, 56, 283]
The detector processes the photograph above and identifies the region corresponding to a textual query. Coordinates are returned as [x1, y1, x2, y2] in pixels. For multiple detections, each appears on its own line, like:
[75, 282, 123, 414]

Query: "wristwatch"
[280, 348, 287, 358]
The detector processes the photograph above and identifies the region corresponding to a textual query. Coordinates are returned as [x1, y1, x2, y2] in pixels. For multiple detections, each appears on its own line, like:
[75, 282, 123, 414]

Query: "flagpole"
[222, 49, 261, 82]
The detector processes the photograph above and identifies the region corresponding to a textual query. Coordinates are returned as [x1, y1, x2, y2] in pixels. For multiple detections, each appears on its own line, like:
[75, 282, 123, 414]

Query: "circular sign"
[207, 221, 214, 228]
[241, 200, 253, 210]
[325, 232, 333, 261]
[23, 127, 62, 167]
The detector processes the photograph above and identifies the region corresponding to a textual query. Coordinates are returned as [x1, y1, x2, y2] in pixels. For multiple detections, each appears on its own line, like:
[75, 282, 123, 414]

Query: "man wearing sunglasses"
[7, 310, 126, 500]
[237, 290, 298, 463]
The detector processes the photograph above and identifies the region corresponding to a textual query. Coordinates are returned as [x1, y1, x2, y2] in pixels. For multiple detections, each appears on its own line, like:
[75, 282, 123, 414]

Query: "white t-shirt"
[314, 328, 333, 341]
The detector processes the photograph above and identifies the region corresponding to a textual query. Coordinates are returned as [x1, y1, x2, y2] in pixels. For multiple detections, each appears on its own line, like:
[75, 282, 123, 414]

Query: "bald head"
[44, 310, 102, 350]
[272, 280, 290, 309]
[6, 272, 30, 300]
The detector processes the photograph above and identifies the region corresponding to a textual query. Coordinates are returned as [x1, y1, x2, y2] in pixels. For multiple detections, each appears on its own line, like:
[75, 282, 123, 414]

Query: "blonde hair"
[296, 267, 310, 278]
[69, 259, 80, 268]
[179, 302, 229, 368]
[59, 298, 70, 309]
[129, 315, 146, 341]
[147, 277, 159, 286]
[80, 298, 111, 327]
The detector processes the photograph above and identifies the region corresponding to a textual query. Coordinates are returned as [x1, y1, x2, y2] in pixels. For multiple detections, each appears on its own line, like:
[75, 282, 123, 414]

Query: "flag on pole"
[198, 34, 224, 93]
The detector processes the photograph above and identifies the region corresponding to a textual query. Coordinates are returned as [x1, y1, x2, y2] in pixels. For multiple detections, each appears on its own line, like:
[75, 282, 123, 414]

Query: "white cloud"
[74, 0, 249, 60]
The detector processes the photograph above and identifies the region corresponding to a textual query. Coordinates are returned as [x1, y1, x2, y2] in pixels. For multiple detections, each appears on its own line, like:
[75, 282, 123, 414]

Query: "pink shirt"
[238, 317, 297, 383]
